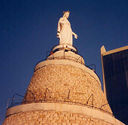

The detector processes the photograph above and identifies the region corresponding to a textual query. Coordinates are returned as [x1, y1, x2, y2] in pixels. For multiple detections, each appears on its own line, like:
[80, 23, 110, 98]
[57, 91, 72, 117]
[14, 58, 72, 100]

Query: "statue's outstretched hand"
[74, 33, 78, 39]
[72, 32, 78, 39]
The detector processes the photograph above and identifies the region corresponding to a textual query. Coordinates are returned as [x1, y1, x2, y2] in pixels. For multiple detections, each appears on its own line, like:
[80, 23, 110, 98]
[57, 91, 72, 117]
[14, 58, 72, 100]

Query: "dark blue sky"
[0, 0, 128, 123]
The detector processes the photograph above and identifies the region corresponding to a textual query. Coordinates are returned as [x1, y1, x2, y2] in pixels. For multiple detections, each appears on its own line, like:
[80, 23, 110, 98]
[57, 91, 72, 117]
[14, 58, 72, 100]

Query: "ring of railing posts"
[7, 89, 112, 115]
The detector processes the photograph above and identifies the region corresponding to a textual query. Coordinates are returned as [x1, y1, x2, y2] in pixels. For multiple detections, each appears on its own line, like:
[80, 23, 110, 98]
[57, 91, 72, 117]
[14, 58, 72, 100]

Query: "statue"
[57, 11, 78, 46]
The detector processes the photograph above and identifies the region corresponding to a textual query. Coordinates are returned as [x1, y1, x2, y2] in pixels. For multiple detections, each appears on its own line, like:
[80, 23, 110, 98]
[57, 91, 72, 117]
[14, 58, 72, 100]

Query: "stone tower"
[3, 44, 125, 125]
[3, 11, 125, 125]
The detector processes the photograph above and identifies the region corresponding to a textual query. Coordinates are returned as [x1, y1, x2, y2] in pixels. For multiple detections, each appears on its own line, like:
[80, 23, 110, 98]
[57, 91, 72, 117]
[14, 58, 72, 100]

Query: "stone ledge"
[6, 103, 124, 125]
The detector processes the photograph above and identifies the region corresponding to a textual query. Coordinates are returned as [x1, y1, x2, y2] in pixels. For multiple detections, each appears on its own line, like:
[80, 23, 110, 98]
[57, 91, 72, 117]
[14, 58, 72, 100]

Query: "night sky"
[0, 0, 128, 123]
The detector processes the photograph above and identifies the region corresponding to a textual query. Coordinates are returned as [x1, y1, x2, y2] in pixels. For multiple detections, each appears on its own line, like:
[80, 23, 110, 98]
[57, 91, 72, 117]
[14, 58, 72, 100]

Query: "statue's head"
[63, 11, 70, 18]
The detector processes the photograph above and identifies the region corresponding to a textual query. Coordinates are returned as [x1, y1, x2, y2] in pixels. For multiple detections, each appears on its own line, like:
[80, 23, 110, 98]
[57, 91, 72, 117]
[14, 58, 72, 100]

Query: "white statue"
[57, 11, 78, 46]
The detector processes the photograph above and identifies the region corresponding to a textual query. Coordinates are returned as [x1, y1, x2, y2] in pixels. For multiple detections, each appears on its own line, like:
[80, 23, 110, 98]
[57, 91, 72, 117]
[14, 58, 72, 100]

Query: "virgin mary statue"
[57, 11, 78, 46]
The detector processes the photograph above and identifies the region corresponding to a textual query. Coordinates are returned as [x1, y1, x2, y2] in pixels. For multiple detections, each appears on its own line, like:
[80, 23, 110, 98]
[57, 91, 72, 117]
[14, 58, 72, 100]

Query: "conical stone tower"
[3, 11, 125, 125]
[3, 45, 124, 125]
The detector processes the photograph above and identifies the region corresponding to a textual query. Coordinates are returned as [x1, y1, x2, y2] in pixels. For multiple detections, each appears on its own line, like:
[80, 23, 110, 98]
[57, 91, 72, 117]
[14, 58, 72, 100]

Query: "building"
[2, 44, 125, 125]
[101, 45, 128, 125]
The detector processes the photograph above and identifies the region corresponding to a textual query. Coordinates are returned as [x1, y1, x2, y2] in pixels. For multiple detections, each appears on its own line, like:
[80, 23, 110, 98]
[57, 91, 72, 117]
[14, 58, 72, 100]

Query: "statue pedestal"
[47, 44, 84, 65]
[52, 44, 77, 53]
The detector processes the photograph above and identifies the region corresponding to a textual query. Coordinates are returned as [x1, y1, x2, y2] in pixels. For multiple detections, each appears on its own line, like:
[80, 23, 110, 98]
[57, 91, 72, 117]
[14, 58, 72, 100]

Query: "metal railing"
[6, 93, 24, 109]
[7, 90, 113, 116]
[47, 53, 85, 65]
